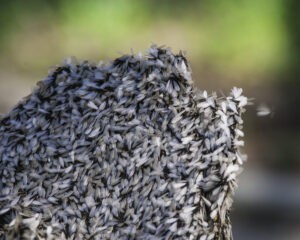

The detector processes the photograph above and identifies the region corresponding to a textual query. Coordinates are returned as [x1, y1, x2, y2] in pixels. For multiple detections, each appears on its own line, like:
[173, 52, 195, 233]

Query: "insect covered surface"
[0, 45, 247, 239]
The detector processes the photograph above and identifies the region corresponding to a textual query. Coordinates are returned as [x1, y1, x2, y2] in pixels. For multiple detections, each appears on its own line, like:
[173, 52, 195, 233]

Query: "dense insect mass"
[0, 46, 247, 239]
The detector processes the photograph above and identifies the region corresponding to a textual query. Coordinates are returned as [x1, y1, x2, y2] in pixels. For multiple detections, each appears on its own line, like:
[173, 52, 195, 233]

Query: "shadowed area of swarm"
[0, 46, 247, 240]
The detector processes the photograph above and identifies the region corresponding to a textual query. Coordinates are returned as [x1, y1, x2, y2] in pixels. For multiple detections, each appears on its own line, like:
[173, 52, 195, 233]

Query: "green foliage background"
[0, 0, 291, 83]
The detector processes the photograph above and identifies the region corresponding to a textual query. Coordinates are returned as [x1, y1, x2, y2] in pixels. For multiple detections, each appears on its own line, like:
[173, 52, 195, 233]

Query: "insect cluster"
[0, 46, 247, 239]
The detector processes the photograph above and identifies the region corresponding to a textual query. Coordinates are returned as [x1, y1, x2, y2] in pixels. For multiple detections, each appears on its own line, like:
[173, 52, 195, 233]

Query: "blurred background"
[0, 0, 299, 239]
